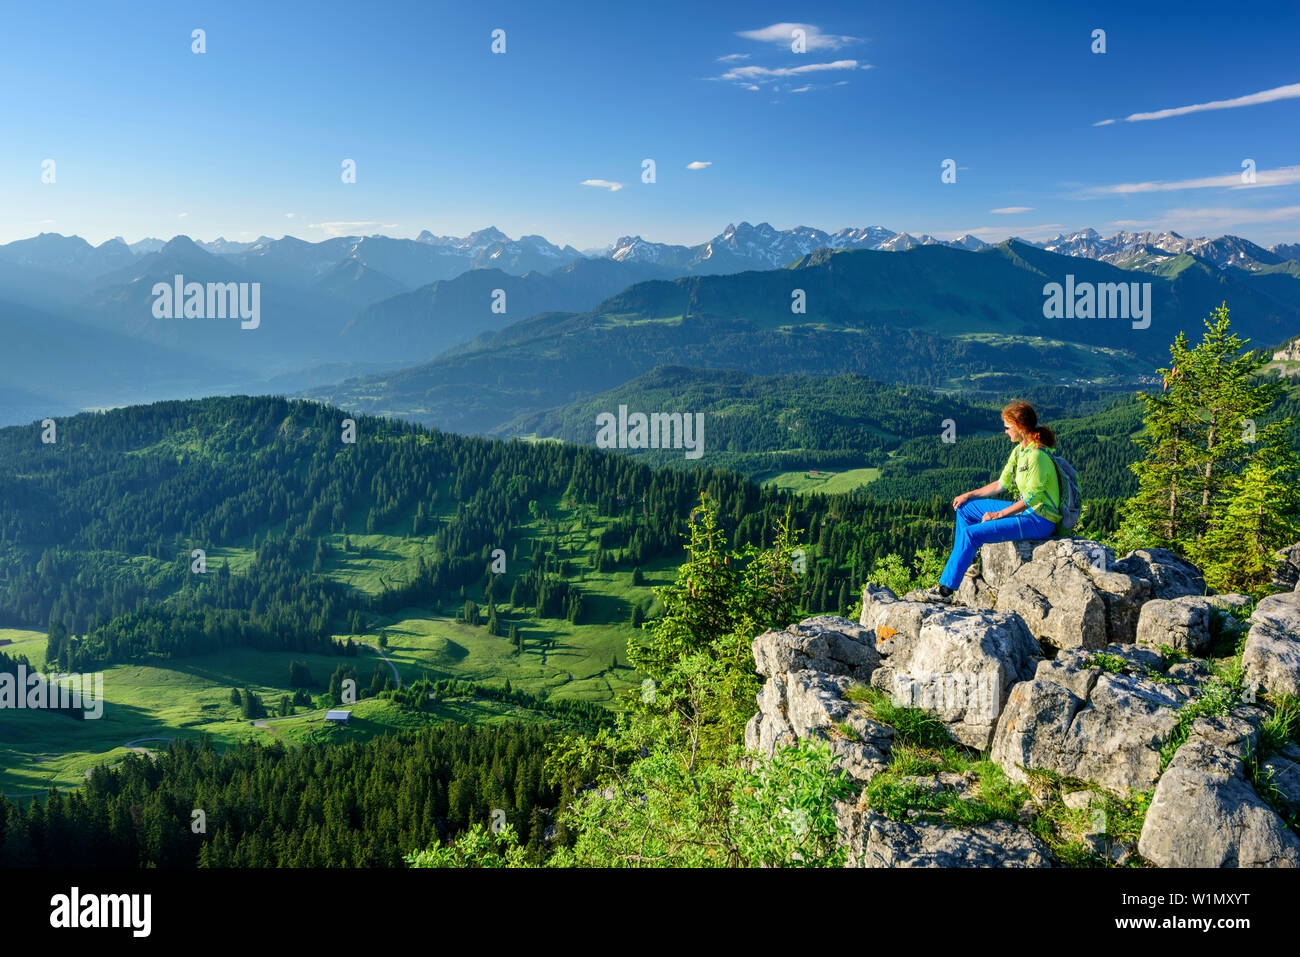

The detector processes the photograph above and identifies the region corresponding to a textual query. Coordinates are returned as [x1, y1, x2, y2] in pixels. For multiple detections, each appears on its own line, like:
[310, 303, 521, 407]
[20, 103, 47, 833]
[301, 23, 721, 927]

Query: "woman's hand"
[980, 509, 1004, 523]
[952, 491, 973, 510]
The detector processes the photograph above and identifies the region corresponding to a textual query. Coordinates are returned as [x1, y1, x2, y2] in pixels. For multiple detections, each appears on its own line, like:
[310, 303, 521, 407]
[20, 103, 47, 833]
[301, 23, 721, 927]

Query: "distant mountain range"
[304, 240, 1300, 435]
[1, 221, 1296, 428]
[4, 222, 1296, 289]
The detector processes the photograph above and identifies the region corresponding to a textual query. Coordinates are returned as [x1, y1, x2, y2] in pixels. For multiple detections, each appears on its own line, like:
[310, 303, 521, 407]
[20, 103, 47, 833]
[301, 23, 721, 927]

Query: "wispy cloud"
[685, 161, 711, 170]
[1098, 206, 1300, 240]
[1086, 165, 1300, 195]
[717, 53, 750, 63]
[737, 23, 862, 51]
[177, 212, 189, 220]
[1150, 205, 1300, 228]
[581, 179, 623, 192]
[958, 223, 1065, 241]
[716, 59, 867, 85]
[309, 221, 398, 237]
[1094, 81, 1300, 125]
[990, 206, 1034, 214]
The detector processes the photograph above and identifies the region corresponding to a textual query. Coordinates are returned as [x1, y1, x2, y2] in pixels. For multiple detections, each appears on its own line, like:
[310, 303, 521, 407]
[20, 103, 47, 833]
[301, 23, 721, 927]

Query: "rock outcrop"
[1138, 715, 1300, 867]
[1135, 596, 1213, 654]
[973, 539, 1208, 651]
[745, 536, 1300, 868]
[1242, 591, 1300, 697]
[860, 586, 1042, 748]
[990, 645, 1189, 794]
[1272, 542, 1300, 590]
[836, 803, 1054, 868]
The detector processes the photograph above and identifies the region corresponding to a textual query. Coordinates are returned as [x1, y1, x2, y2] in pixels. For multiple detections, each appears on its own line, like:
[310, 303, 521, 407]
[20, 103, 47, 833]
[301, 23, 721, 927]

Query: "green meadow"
[1, 493, 668, 796]
[758, 465, 882, 494]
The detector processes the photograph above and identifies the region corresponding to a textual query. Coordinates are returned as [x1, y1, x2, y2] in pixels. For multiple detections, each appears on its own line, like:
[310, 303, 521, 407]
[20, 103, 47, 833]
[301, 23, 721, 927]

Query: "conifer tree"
[1193, 449, 1300, 597]
[1118, 304, 1279, 552]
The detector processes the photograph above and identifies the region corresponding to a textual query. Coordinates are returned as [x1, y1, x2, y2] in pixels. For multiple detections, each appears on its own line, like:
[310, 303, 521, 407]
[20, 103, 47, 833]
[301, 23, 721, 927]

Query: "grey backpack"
[1049, 451, 1083, 530]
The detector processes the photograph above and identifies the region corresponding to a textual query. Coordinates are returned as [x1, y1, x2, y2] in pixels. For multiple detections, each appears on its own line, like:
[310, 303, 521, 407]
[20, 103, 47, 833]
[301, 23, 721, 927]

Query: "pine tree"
[1193, 449, 1300, 597]
[1118, 305, 1278, 551]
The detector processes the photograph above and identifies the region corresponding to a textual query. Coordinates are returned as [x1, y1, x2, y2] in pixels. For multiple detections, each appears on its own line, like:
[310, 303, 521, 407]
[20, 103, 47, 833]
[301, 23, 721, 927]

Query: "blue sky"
[1, 0, 1297, 249]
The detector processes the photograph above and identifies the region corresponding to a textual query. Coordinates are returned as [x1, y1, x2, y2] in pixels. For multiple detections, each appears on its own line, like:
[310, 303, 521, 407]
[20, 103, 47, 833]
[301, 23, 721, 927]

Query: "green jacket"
[998, 442, 1062, 523]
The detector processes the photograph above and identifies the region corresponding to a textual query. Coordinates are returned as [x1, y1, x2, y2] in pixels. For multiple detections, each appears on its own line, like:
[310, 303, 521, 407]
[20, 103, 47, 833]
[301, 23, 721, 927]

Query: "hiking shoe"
[914, 584, 955, 603]
[965, 564, 981, 579]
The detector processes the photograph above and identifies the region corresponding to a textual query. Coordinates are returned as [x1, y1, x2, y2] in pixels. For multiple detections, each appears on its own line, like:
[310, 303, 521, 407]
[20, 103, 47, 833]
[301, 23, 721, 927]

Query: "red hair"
[1002, 400, 1056, 448]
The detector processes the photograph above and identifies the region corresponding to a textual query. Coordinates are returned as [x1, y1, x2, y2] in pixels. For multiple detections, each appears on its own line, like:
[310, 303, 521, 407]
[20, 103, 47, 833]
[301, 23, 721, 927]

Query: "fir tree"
[1193, 451, 1300, 597]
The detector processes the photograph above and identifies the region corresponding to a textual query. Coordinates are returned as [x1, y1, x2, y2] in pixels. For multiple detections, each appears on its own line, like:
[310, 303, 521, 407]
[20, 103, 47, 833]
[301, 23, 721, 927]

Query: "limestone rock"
[1113, 548, 1207, 600]
[990, 646, 1187, 795]
[880, 607, 1042, 749]
[858, 583, 935, 653]
[980, 539, 1044, 589]
[956, 573, 997, 610]
[1241, 623, 1300, 698]
[1240, 593, 1300, 697]
[1272, 542, 1300, 590]
[1136, 596, 1213, 655]
[836, 803, 1055, 868]
[752, 614, 879, 681]
[1138, 716, 1300, 867]
[1251, 591, 1300, 636]
[994, 540, 1114, 650]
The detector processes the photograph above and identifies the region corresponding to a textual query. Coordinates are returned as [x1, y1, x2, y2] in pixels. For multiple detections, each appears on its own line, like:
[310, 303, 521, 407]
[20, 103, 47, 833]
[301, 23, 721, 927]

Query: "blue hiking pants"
[938, 497, 1056, 590]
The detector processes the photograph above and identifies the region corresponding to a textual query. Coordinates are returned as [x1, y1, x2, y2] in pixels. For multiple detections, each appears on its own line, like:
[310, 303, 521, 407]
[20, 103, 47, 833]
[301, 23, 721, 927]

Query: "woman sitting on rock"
[920, 400, 1062, 601]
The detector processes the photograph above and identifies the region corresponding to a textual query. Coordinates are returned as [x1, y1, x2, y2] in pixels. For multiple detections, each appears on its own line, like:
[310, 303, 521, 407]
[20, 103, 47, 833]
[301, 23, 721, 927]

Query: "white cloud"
[957, 223, 1065, 241]
[581, 179, 623, 192]
[309, 221, 399, 237]
[1098, 206, 1300, 239]
[1154, 205, 1300, 228]
[717, 53, 750, 63]
[1097, 82, 1300, 125]
[177, 212, 189, 219]
[716, 59, 868, 86]
[285, 212, 297, 219]
[1086, 165, 1300, 195]
[685, 161, 712, 170]
[791, 85, 812, 93]
[737, 23, 861, 51]
[990, 206, 1034, 214]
